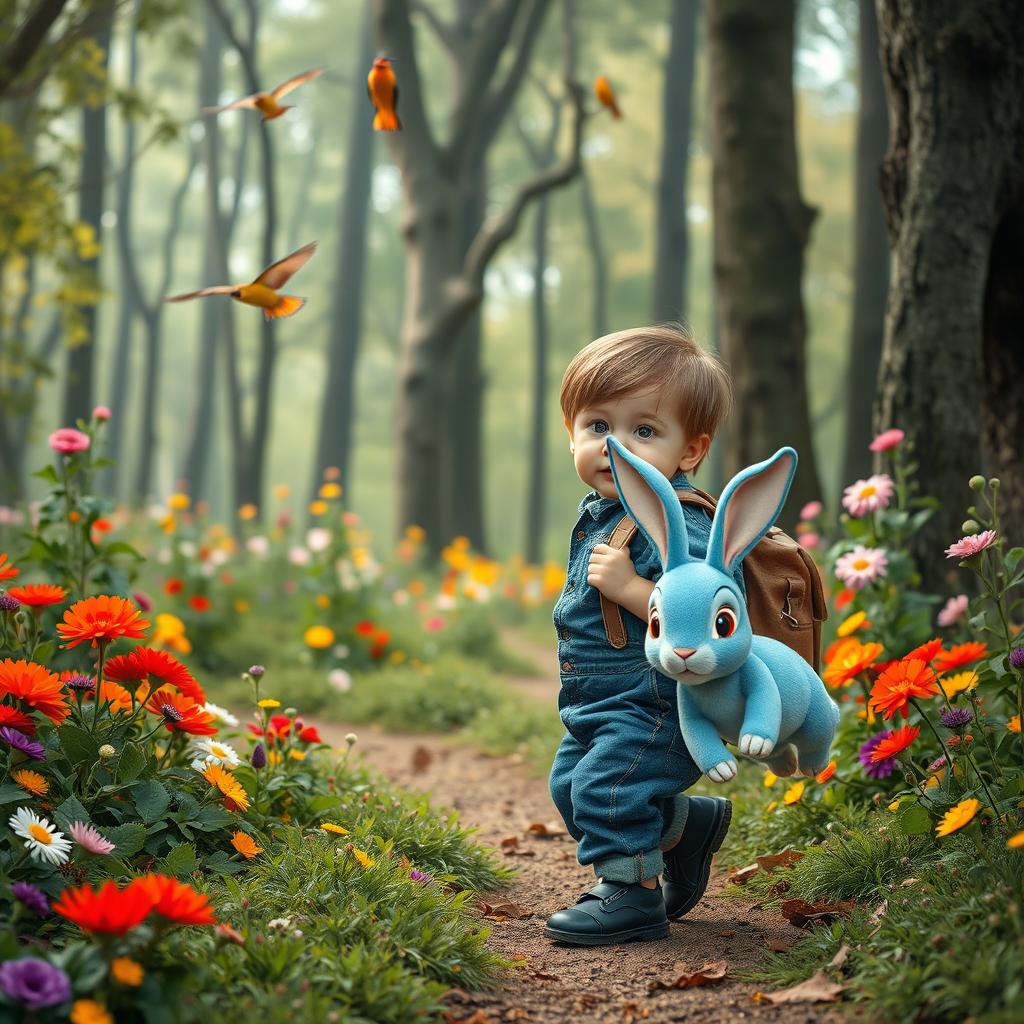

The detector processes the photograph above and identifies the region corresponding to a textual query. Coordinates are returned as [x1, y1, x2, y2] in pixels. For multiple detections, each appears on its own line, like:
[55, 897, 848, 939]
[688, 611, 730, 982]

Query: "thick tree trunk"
[875, 0, 1024, 589]
[650, 0, 699, 323]
[839, 0, 890, 496]
[578, 165, 607, 339]
[525, 193, 550, 565]
[708, 0, 822, 528]
[310, 8, 375, 500]
[63, 17, 112, 425]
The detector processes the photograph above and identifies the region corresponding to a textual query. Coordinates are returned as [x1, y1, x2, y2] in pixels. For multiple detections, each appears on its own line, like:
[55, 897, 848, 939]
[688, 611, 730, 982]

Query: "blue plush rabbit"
[605, 436, 839, 783]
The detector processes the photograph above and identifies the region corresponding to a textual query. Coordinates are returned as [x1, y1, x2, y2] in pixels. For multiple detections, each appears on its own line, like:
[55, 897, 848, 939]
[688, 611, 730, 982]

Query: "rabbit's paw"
[706, 760, 737, 783]
[739, 734, 775, 757]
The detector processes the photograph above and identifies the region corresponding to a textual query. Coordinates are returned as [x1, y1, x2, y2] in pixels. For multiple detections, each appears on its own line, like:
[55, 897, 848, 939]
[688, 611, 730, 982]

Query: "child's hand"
[586, 544, 638, 603]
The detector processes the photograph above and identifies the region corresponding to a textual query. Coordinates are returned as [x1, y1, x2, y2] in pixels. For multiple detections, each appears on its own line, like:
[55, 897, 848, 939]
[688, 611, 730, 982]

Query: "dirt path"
[310, 631, 846, 1023]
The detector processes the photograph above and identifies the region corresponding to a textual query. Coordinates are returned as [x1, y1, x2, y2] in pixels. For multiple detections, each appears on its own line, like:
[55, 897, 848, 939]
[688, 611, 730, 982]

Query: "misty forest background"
[2, 0, 1021, 582]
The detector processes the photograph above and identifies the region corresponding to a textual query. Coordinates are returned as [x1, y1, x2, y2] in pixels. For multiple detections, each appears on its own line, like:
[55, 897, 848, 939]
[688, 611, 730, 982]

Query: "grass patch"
[460, 695, 564, 778]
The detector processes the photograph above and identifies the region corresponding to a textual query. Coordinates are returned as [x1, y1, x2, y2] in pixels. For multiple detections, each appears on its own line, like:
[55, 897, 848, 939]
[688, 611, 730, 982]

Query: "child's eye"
[636, 425, 655, 439]
[588, 419, 609, 434]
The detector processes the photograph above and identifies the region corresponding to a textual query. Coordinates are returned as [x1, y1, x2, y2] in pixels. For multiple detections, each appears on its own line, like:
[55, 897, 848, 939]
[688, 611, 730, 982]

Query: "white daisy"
[190, 737, 241, 768]
[203, 702, 240, 727]
[8, 807, 73, 866]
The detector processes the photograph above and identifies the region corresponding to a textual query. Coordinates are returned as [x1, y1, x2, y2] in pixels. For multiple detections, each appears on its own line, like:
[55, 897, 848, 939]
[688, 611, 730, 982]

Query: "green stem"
[90, 641, 109, 733]
[910, 698, 954, 773]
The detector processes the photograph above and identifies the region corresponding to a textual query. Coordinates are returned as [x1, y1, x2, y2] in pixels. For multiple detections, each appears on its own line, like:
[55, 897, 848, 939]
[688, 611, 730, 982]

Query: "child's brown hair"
[559, 323, 732, 474]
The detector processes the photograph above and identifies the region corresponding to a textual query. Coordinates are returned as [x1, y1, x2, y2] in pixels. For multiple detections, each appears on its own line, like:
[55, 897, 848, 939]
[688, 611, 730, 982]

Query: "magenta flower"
[842, 474, 894, 517]
[799, 500, 823, 521]
[834, 546, 888, 591]
[859, 731, 897, 779]
[945, 530, 997, 559]
[937, 594, 969, 628]
[869, 428, 905, 452]
[798, 532, 821, 549]
[0, 728, 46, 761]
[68, 821, 115, 855]
[0, 958, 71, 1009]
[92, 405, 111, 421]
[48, 428, 90, 454]
[11, 882, 50, 917]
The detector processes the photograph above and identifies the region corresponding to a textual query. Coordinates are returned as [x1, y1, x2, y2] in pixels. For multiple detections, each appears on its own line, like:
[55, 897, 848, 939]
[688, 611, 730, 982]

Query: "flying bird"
[164, 241, 318, 321]
[594, 75, 623, 119]
[367, 56, 401, 131]
[203, 67, 324, 121]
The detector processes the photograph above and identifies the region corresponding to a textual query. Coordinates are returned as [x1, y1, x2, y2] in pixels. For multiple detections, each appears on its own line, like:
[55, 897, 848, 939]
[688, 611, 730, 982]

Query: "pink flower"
[49, 428, 90, 454]
[342, 511, 361, 527]
[937, 594, 969, 628]
[68, 821, 115, 855]
[799, 501, 823, 520]
[424, 616, 446, 631]
[93, 406, 111, 422]
[869, 428, 905, 452]
[132, 591, 152, 612]
[945, 530, 997, 559]
[841, 474, 894, 517]
[798, 532, 821, 549]
[834, 546, 888, 591]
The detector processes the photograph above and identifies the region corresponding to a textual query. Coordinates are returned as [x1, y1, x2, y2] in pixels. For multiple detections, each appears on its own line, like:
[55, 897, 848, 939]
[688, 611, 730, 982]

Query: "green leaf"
[54, 795, 91, 830]
[32, 464, 59, 484]
[31, 640, 55, 664]
[132, 780, 170, 823]
[59, 724, 100, 766]
[190, 805, 234, 832]
[0, 783, 28, 807]
[1006, 547, 1024, 572]
[116, 741, 148, 783]
[161, 842, 197, 878]
[102, 540, 144, 560]
[100, 822, 147, 857]
[896, 803, 932, 836]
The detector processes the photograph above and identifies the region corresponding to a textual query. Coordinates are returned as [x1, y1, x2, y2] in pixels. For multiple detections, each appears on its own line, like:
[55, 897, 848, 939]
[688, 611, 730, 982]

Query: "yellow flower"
[71, 1000, 113, 1024]
[1007, 831, 1024, 849]
[321, 822, 349, 835]
[766, 801, 778, 812]
[889, 799, 902, 812]
[940, 671, 979, 698]
[274, 484, 290, 499]
[231, 830, 262, 859]
[288, 749, 306, 761]
[110, 957, 143, 986]
[763, 770, 778, 787]
[1009, 715, 1021, 734]
[388, 650, 407, 664]
[238, 503, 258, 521]
[351, 846, 374, 869]
[782, 781, 805, 805]
[404, 524, 425, 543]
[837, 610, 870, 637]
[159, 514, 176, 534]
[153, 612, 190, 654]
[167, 493, 190, 511]
[12, 769, 48, 796]
[315, 594, 331, 609]
[309, 500, 328, 516]
[257, 699, 281, 709]
[234, 599, 251, 615]
[304, 625, 335, 649]
[319, 482, 342, 499]
[936, 797, 981, 837]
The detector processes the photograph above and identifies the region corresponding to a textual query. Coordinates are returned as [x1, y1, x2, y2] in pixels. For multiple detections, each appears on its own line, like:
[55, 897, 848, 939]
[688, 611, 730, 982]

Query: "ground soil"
[311, 630, 853, 1024]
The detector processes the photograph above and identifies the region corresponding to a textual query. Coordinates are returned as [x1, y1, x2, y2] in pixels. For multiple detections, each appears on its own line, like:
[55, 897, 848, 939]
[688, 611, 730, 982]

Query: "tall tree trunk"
[63, 17, 112, 424]
[650, 0, 699, 323]
[708, 0, 821, 528]
[578, 164, 607, 338]
[875, 0, 1024, 589]
[525, 193, 550, 565]
[311, 6, 375, 499]
[840, 0, 890, 496]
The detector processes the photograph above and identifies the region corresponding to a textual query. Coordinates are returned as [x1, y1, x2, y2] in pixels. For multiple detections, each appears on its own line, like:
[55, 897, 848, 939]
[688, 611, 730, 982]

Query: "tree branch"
[410, 0, 456, 53]
[0, 0, 69, 99]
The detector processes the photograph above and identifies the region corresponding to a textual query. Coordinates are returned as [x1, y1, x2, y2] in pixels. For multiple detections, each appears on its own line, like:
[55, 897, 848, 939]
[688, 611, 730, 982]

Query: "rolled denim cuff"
[593, 847, 664, 884]
[658, 793, 690, 852]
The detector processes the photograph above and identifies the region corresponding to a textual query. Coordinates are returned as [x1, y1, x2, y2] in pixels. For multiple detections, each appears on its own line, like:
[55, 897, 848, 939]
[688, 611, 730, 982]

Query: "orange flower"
[6, 584, 67, 607]
[834, 588, 855, 610]
[164, 578, 184, 595]
[823, 635, 860, 666]
[0, 704, 36, 735]
[188, 595, 211, 613]
[906, 637, 943, 663]
[823, 640, 884, 688]
[202, 762, 250, 812]
[105, 647, 205, 704]
[230, 831, 262, 859]
[13, 768, 48, 796]
[870, 724, 921, 762]
[134, 873, 217, 926]
[53, 879, 154, 935]
[0, 552, 19, 582]
[355, 621, 376, 636]
[57, 595, 150, 649]
[92, 518, 113, 534]
[815, 761, 837, 784]
[869, 659, 939, 720]
[146, 688, 217, 736]
[934, 642, 988, 675]
[0, 659, 70, 724]
[94, 680, 134, 713]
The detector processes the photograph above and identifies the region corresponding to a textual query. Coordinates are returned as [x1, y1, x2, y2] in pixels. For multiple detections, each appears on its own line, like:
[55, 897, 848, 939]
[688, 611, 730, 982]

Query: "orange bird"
[164, 241, 318, 321]
[203, 67, 323, 121]
[594, 75, 623, 119]
[367, 56, 401, 131]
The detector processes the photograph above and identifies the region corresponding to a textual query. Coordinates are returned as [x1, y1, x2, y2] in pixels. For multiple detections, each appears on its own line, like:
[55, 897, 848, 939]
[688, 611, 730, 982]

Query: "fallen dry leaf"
[756, 849, 804, 872]
[477, 900, 533, 921]
[526, 821, 566, 838]
[410, 746, 433, 774]
[765, 937, 791, 952]
[502, 847, 536, 858]
[648, 961, 728, 991]
[781, 898, 856, 929]
[500, 836, 519, 849]
[829, 943, 851, 968]
[729, 862, 760, 885]
[759, 971, 844, 1004]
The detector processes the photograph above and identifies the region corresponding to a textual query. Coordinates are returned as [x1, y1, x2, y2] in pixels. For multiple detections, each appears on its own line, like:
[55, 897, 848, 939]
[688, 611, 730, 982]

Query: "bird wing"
[202, 94, 260, 114]
[272, 67, 324, 100]
[163, 286, 237, 302]
[253, 241, 318, 289]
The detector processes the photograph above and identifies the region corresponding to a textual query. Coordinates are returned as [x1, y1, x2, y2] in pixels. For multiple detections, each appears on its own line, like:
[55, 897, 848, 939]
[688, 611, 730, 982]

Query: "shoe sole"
[543, 921, 670, 946]
[665, 798, 733, 921]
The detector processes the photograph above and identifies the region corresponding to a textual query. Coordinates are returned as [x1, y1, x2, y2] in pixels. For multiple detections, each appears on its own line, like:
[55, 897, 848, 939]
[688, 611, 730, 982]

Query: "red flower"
[164, 578, 184, 595]
[355, 621, 376, 636]
[92, 518, 113, 533]
[57, 595, 150, 649]
[869, 659, 939, 720]
[934, 642, 988, 675]
[834, 588, 855, 610]
[105, 647, 205, 704]
[870, 724, 921, 762]
[0, 553, 20, 582]
[0, 659, 70, 725]
[246, 723, 264, 738]
[5, 584, 67, 607]
[269, 714, 292, 736]
[299, 725, 322, 744]
[145, 688, 217, 736]
[0, 704, 36, 736]
[53, 879, 154, 935]
[189, 595, 211, 613]
[134, 873, 217, 926]
[906, 637, 943, 663]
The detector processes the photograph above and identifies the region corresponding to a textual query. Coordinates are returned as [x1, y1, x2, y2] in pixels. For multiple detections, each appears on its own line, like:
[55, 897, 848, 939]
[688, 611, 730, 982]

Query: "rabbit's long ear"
[707, 448, 798, 574]
[606, 436, 690, 569]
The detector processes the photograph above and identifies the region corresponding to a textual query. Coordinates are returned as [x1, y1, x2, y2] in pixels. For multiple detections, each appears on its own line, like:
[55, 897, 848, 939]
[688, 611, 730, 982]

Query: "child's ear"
[679, 433, 711, 472]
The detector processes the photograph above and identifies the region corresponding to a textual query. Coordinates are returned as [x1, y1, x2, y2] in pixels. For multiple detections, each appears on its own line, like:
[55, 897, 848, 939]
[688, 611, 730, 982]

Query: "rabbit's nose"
[673, 647, 696, 660]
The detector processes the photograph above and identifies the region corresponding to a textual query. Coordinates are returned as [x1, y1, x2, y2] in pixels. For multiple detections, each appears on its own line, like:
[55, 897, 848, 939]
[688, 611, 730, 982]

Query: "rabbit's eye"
[648, 609, 661, 639]
[713, 607, 738, 638]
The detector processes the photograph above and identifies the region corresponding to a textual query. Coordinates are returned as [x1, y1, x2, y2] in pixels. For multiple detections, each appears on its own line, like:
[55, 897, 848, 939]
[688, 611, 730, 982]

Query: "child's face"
[567, 390, 709, 499]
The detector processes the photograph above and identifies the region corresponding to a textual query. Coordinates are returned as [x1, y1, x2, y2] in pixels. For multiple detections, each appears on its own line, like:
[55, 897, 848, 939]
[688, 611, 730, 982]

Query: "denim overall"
[549, 471, 746, 883]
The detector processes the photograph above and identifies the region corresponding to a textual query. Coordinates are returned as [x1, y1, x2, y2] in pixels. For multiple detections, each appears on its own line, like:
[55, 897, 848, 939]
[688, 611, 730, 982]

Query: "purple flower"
[859, 731, 897, 780]
[409, 869, 434, 885]
[0, 727, 46, 761]
[0, 593, 20, 612]
[939, 707, 972, 729]
[1009, 647, 1024, 669]
[248, 665, 266, 679]
[11, 882, 49, 918]
[928, 755, 948, 772]
[160, 703, 183, 723]
[0, 957, 71, 1009]
[63, 674, 95, 691]
[251, 743, 266, 769]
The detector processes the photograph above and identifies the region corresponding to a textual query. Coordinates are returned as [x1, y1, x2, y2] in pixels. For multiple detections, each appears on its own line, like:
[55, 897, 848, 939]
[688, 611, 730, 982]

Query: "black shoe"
[662, 796, 732, 920]
[543, 880, 669, 946]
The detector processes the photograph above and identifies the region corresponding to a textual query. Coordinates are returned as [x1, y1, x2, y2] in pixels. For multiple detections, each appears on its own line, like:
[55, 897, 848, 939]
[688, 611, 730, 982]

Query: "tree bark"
[839, 0, 890, 496]
[310, 5, 376, 499]
[650, 0, 699, 323]
[578, 164, 607, 339]
[708, 0, 822, 529]
[875, 0, 1024, 589]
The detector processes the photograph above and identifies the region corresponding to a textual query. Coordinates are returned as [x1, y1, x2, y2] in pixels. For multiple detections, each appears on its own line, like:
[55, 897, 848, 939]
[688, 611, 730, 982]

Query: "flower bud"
[969, 475, 986, 491]
[284, 707, 298, 718]
[345, 733, 358, 747]
[248, 665, 266, 679]
[989, 478, 1000, 490]
[1009, 647, 1024, 669]
[98, 744, 116, 760]
[251, 743, 267, 769]
[961, 520, 980, 535]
